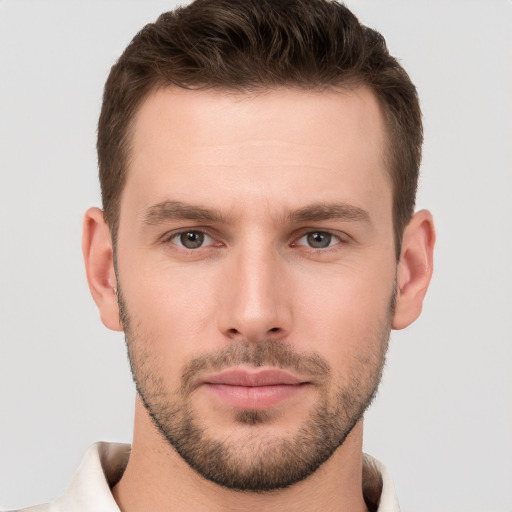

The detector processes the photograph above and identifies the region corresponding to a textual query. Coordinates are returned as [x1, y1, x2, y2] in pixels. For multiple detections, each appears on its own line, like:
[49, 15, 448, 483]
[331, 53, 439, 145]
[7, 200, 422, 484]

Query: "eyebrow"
[142, 200, 371, 226]
[143, 200, 226, 225]
[288, 203, 371, 223]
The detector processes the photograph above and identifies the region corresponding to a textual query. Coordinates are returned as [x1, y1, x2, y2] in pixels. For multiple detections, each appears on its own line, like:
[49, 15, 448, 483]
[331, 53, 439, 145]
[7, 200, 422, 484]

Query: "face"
[115, 87, 397, 491]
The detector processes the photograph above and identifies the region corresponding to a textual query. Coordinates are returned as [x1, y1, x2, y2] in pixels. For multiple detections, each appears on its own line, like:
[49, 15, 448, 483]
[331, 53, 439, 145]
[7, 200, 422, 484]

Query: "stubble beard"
[118, 286, 392, 493]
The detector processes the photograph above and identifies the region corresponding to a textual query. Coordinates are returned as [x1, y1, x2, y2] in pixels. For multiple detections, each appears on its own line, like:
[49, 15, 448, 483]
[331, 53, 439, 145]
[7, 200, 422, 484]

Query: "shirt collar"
[49, 442, 399, 512]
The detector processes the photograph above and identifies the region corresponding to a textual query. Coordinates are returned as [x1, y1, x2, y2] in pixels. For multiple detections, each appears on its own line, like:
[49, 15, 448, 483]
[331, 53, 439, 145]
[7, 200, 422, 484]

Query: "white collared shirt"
[13, 442, 400, 511]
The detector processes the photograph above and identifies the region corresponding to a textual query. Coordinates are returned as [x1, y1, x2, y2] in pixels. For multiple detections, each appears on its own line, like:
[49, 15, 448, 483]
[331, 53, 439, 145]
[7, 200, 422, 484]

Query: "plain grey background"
[1, 1, 511, 510]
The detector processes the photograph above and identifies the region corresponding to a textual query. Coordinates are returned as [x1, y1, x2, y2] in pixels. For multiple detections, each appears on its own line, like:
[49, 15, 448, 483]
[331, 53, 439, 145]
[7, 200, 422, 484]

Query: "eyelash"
[162, 228, 348, 251]
[162, 230, 219, 250]
[293, 231, 347, 249]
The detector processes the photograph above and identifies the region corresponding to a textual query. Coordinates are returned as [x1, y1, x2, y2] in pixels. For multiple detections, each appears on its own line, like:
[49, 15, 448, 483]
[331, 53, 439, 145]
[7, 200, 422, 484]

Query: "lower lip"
[205, 383, 306, 410]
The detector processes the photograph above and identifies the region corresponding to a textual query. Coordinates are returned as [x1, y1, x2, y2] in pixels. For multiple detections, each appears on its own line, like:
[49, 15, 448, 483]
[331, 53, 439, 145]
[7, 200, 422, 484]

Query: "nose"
[217, 243, 293, 343]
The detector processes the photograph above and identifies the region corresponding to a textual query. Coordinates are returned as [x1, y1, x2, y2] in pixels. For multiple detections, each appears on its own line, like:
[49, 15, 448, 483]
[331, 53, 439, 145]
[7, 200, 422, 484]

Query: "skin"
[83, 86, 435, 512]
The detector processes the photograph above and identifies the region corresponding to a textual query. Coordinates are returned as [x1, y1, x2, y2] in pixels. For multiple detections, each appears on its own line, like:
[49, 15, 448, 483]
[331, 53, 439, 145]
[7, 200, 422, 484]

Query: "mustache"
[180, 340, 331, 395]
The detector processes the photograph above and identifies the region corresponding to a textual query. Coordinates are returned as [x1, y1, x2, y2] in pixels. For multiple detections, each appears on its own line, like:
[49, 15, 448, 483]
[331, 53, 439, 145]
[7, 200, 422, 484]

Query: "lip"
[204, 368, 306, 386]
[201, 368, 310, 410]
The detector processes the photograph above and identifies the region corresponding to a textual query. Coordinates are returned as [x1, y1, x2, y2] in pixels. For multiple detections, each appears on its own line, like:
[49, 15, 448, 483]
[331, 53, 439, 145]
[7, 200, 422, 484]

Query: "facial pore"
[118, 284, 393, 492]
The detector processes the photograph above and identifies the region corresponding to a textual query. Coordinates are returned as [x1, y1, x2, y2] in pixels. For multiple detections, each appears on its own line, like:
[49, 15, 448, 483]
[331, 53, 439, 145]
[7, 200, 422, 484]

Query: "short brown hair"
[98, 0, 422, 257]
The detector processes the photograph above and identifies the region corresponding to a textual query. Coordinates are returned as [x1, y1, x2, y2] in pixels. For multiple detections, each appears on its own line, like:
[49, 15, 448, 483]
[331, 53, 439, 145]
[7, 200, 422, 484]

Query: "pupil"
[307, 232, 331, 248]
[181, 231, 204, 249]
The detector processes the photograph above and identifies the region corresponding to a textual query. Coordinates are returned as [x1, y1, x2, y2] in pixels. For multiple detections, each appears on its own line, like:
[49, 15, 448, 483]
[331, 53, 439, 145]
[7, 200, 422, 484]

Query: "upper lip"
[202, 368, 307, 387]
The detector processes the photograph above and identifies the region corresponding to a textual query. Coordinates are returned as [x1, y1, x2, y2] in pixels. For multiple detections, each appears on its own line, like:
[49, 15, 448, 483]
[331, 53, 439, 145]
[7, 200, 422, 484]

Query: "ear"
[82, 207, 123, 332]
[392, 209, 435, 330]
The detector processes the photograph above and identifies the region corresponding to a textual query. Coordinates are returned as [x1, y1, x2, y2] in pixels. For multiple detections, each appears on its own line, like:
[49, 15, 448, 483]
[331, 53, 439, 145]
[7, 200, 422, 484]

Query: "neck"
[113, 398, 369, 512]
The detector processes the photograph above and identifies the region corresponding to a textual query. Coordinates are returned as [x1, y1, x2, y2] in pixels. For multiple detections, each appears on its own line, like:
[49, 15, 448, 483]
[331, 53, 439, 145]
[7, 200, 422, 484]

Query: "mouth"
[201, 368, 311, 410]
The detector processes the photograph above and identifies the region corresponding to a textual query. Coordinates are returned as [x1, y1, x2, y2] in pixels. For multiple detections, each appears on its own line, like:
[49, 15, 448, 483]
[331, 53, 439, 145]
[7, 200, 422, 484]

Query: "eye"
[296, 231, 340, 249]
[170, 230, 214, 249]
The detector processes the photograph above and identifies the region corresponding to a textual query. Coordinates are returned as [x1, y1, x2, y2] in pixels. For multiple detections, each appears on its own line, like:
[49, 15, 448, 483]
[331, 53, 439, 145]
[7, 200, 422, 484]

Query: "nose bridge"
[219, 235, 291, 341]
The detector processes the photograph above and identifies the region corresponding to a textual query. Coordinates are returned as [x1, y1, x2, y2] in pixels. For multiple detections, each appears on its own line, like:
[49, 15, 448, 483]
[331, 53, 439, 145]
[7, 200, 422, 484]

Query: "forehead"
[123, 86, 391, 221]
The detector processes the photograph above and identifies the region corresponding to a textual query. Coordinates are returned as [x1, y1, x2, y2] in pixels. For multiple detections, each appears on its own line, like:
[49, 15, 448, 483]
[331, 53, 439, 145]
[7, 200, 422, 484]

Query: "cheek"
[292, 260, 395, 362]
[118, 258, 224, 373]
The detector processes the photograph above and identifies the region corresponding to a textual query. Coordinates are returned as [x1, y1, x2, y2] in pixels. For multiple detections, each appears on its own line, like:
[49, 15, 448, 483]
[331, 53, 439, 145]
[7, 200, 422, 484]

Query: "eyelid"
[291, 229, 350, 248]
[161, 228, 221, 248]
[158, 227, 350, 250]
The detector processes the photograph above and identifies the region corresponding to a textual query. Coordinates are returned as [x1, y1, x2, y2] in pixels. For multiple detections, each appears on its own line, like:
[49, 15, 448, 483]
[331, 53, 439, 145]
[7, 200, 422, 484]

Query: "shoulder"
[4, 506, 50, 512]
[5, 442, 129, 512]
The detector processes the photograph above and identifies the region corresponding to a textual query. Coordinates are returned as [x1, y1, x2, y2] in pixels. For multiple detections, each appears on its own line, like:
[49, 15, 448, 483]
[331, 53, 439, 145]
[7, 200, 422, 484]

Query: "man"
[18, 0, 434, 510]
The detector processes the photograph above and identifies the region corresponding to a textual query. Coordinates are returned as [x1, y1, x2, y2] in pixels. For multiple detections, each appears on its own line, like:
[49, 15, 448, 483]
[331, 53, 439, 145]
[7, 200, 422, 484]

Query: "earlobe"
[82, 207, 123, 332]
[392, 210, 435, 330]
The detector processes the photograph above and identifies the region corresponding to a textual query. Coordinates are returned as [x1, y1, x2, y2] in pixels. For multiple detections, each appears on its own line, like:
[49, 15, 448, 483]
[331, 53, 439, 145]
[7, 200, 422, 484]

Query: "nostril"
[268, 327, 280, 333]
